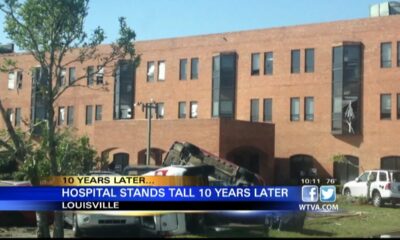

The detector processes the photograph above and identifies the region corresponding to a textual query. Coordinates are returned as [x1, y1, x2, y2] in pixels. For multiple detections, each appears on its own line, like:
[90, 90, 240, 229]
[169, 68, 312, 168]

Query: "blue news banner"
[0, 186, 304, 211]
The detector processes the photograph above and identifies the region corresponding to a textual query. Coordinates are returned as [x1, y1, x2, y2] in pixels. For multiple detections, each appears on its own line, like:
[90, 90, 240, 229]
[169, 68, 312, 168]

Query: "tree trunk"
[53, 211, 64, 238]
[36, 212, 50, 238]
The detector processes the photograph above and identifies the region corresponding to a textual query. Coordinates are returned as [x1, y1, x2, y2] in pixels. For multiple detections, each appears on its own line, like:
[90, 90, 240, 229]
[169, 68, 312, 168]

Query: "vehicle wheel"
[72, 214, 83, 237]
[372, 191, 383, 207]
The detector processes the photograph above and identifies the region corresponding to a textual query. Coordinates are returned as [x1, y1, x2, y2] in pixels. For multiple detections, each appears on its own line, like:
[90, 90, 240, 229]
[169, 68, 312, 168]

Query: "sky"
[0, 0, 382, 46]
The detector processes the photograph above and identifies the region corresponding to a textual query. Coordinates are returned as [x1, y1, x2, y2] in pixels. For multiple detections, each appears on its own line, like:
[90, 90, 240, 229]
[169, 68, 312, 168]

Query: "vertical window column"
[86, 105, 93, 125]
[67, 106, 74, 126]
[95, 105, 102, 121]
[250, 99, 259, 122]
[397, 94, 400, 119]
[178, 102, 186, 119]
[190, 101, 198, 118]
[191, 58, 199, 80]
[58, 107, 65, 125]
[291, 97, 300, 121]
[251, 53, 260, 75]
[158, 61, 165, 81]
[381, 94, 391, 120]
[305, 97, 314, 121]
[291, 50, 300, 73]
[179, 59, 187, 80]
[156, 103, 165, 119]
[264, 52, 273, 75]
[15, 108, 21, 127]
[147, 61, 155, 82]
[381, 42, 392, 68]
[263, 98, 272, 122]
[87, 66, 94, 86]
[68, 67, 76, 84]
[305, 48, 315, 73]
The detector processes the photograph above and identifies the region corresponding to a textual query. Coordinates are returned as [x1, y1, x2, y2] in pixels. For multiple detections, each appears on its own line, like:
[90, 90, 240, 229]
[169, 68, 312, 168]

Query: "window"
[179, 59, 187, 80]
[95, 105, 102, 121]
[191, 58, 199, 80]
[87, 66, 94, 86]
[16, 71, 22, 89]
[59, 68, 66, 86]
[290, 155, 314, 180]
[381, 94, 391, 119]
[96, 66, 104, 85]
[264, 52, 273, 75]
[178, 102, 186, 119]
[290, 98, 300, 121]
[158, 61, 165, 81]
[398, 41, 400, 67]
[263, 98, 272, 122]
[358, 172, 369, 182]
[15, 108, 21, 127]
[398, 94, 400, 119]
[68, 67, 76, 84]
[251, 53, 260, 75]
[381, 156, 400, 171]
[67, 106, 74, 126]
[86, 105, 93, 125]
[8, 71, 15, 89]
[114, 60, 134, 120]
[147, 61, 155, 82]
[291, 50, 300, 73]
[304, 97, 314, 121]
[190, 101, 198, 118]
[250, 99, 259, 122]
[156, 103, 164, 119]
[6, 108, 13, 123]
[381, 42, 392, 68]
[58, 107, 65, 125]
[305, 48, 315, 73]
[379, 172, 387, 181]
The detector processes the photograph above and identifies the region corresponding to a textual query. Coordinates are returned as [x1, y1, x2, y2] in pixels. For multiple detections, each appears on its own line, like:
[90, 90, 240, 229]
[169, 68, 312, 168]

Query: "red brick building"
[2, 15, 400, 185]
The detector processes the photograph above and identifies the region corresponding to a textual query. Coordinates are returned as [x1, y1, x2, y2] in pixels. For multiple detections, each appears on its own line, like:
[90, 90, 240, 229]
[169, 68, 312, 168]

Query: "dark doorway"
[226, 147, 264, 174]
[290, 155, 315, 182]
[138, 148, 165, 166]
[111, 153, 129, 173]
[333, 155, 359, 184]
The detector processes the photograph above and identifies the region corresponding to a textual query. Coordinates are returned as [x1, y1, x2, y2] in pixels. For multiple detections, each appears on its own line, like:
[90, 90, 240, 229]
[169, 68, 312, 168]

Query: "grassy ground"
[176, 196, 400, 238]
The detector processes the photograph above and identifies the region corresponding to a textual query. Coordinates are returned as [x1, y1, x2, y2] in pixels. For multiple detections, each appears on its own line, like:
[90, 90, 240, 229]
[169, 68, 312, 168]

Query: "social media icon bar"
[302, 185, 319, 203]
[320, 185, 336, 202]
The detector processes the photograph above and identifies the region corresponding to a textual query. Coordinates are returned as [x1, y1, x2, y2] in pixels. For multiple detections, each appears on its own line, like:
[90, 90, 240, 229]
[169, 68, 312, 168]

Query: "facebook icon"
[302, 185, 319, 203]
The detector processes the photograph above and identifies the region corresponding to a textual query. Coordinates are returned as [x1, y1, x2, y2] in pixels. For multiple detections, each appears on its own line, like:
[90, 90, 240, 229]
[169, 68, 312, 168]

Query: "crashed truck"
[135, 141, 306, 235]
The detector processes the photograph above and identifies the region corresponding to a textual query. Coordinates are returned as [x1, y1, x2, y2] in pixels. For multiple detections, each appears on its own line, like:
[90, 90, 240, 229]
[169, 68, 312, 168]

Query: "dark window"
[114, 60, 134, 120]
[86, 105, 93, 125]
[96, 66, 104, 85]
[147, 62, 155, 82]
[290, 97, 300, 121]
[212, 53, 237, 118]
[191, 58, 199, 80]
[67, 106, 74, 126]
[15, 108, 21, 127]
[95, 105, 102, 121]
[87, 66, 94, 86]
[179, 59, 187, 80]
[263, 98, 272, 122]
[264, 52, 273, 75]
[156, 102, 164, 119]
[58, 107, 65, 125]
[380, 172, 387, 181]
[16, 71, 23, 89]
[381, 94, 391, 119]
[190, 101, 198, 118]
[381, 42, 392, 68]
[178, 102, 186, 119]
[305, 48, 315, 73]
[68, 67, 76, 84]
[251, 53, 260, 75]
[398, 94, 400, 119]
[304, 97, 314, 121]
[333, 155, 359, 184]
[250, 99, 259, 122]
[291, 49, 300, 73]
[398, 42, 400, 67]
[158, 61, 165, 81]
[381, 156, 400, 171]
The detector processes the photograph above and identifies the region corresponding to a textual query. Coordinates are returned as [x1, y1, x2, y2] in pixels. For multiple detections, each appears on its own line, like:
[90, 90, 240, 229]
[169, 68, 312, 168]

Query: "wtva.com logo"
[302, 185, 336, 203]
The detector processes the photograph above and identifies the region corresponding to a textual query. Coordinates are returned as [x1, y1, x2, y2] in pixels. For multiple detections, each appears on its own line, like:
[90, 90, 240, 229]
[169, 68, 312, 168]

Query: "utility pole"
[135, 99, 158, 165]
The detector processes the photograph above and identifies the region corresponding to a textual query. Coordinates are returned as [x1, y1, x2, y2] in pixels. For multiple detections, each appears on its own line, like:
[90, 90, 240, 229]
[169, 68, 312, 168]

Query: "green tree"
[0, 0, 138, 237]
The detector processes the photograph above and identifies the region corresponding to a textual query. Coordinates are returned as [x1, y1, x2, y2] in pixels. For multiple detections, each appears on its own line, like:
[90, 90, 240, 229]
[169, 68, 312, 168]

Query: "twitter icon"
[320, 186, 336, 202]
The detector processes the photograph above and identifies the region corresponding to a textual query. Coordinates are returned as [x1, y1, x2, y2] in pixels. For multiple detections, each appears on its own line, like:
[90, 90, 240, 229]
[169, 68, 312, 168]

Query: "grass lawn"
[175, 196, 400, 238]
